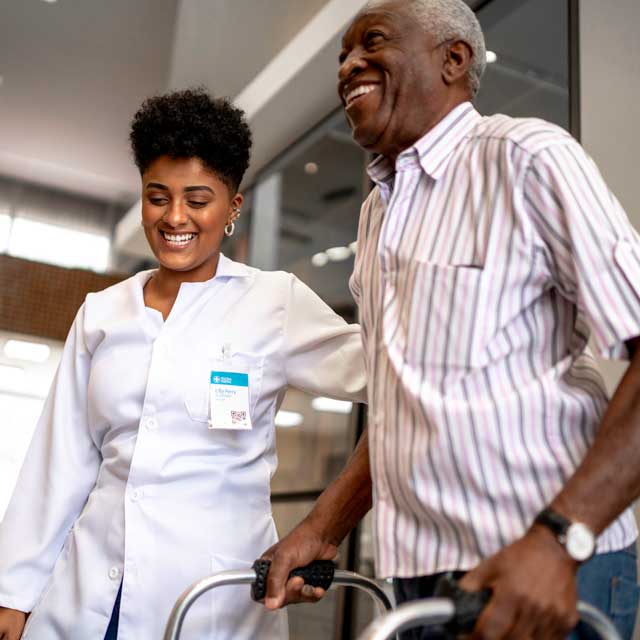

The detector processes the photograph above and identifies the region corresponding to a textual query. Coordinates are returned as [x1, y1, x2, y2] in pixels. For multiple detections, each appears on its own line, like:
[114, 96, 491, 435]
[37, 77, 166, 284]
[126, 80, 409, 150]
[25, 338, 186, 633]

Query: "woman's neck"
[152, 253, 220, 296]
[143, 253, 220, 320]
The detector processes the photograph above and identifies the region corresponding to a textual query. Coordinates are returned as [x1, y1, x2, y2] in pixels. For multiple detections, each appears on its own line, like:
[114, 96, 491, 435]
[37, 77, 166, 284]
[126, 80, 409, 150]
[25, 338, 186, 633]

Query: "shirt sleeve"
[0, 304, 101, 612]
[524, 139, 640, 360]
[283, 275, 367, 402]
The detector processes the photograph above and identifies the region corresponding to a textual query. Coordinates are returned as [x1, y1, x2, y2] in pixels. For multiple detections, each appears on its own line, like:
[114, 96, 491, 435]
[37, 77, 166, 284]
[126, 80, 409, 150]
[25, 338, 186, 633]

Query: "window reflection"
[476, 0, 569, 128]
[276, 114, 366, 313]
[271, 500, 343, 640]
[272, 388, 356, 495]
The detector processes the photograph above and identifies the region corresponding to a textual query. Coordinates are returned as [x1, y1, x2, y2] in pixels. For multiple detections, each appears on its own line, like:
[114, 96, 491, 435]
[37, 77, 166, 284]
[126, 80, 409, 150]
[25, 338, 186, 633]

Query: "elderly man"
[262, 0, 640, 637]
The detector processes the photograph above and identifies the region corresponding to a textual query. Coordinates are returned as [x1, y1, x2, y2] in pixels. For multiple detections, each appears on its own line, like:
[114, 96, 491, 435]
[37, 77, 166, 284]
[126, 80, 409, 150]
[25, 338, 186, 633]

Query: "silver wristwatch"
[534, 508, 596, 562]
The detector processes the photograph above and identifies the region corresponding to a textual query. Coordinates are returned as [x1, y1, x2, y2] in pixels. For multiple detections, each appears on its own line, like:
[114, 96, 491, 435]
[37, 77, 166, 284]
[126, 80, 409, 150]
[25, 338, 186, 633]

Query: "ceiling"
[1, 0, 570, 270]
[0, 0, 333, 208]
[0, 0, 178, 205]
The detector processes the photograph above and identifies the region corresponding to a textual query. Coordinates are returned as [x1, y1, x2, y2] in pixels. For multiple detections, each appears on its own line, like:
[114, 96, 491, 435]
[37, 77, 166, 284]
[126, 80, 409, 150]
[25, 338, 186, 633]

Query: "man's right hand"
[0, 607, 27, 640]
[260, 517, 338, 610]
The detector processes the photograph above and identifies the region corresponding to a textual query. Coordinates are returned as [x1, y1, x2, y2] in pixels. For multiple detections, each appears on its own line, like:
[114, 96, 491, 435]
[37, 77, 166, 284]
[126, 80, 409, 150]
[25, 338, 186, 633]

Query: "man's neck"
[384, 95, 471, 164]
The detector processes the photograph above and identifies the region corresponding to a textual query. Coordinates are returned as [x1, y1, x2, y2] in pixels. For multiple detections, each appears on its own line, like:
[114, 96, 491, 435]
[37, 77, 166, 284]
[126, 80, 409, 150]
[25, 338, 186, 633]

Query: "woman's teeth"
[161, 231, 197, 245]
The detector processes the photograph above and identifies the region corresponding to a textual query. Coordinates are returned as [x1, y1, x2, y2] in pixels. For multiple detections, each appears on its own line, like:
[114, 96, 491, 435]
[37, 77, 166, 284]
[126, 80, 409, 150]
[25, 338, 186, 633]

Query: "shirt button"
[131, 489, 142, 502]
[109, 567, 120, 580]
[144, 417, 158, 430]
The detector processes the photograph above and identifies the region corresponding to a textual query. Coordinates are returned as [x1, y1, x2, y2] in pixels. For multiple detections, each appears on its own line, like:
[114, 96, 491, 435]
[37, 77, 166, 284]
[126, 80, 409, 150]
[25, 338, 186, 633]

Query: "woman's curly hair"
[129, 88, 252, 192]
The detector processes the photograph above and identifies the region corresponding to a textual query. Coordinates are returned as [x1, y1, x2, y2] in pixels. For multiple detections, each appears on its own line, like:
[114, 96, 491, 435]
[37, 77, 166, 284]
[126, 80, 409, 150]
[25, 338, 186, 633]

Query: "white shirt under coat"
[0, 254, 366, 640]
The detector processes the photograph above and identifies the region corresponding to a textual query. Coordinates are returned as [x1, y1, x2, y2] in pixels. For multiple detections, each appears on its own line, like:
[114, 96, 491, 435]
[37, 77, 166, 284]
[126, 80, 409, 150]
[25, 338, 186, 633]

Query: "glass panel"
[0, 393, 46, 519]
[276, 113, 366, 316]
[271, 500, 342, 640]
[476, 0, 569, 129]
[351, 512, 395, 638]
[271, 388, 356, 495]
[0, 331, 63, 520]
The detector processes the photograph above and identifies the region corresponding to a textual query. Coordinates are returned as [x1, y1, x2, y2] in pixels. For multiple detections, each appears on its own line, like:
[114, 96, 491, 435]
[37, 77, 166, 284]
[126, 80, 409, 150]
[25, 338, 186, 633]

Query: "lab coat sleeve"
[0, 304, 101, 612]
[283, 274, 367, 403]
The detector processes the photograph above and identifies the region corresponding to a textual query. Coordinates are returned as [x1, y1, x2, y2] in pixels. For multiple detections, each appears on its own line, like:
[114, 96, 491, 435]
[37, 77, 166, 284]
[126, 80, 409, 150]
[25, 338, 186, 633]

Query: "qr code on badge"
[231, 410, 247, 424]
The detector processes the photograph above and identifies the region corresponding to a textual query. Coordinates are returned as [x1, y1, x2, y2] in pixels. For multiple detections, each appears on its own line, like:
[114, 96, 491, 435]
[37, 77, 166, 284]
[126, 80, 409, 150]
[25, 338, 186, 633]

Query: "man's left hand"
[459, 525, 580, 639]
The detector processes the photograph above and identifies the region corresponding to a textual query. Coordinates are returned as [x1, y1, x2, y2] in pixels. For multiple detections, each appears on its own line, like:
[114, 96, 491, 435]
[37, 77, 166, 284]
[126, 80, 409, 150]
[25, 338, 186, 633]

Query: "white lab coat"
[0, 255, 366, 640]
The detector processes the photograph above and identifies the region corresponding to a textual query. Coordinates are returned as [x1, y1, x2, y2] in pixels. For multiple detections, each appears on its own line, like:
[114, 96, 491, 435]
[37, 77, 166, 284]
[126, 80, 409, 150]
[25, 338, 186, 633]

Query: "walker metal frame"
[163, 568, 394, 640]
[356, 598, 623, 640]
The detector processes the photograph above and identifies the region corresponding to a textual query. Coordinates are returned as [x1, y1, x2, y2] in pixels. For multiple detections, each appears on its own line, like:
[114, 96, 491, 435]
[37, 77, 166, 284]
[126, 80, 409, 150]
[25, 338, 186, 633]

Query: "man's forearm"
[306, 428, 372, 546]
[550, 337, 640, 534]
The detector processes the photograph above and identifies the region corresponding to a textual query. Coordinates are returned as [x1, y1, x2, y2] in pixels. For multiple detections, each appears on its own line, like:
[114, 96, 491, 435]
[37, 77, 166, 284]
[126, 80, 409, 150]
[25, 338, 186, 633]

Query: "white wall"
[580, 3, 640, 635]
[580, 0, 640, 394]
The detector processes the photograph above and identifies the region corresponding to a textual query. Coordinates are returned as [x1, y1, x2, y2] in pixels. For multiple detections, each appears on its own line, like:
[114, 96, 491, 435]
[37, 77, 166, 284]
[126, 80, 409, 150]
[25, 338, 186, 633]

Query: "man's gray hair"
[363, 0, 487, 96]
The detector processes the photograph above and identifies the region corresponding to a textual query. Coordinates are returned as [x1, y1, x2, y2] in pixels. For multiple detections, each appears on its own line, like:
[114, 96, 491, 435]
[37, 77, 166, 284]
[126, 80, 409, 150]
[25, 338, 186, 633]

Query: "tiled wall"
[0, 255, 126, 341]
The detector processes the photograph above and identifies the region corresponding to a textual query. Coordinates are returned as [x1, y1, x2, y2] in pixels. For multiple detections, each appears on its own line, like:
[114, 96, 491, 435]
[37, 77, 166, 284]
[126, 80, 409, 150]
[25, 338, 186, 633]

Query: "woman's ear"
[232, 192, 244, 213]
[442, 40, 473, 88]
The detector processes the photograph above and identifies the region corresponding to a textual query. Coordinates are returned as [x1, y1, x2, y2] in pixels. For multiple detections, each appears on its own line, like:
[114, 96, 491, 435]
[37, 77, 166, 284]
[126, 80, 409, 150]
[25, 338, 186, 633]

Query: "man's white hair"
[363, 0, 486, 96]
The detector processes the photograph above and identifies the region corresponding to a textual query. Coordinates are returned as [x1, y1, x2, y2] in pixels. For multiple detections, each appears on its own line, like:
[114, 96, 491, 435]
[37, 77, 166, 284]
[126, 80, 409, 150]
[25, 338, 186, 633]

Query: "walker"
[163, 561, 622, 640]
[356, 573, 623, 640]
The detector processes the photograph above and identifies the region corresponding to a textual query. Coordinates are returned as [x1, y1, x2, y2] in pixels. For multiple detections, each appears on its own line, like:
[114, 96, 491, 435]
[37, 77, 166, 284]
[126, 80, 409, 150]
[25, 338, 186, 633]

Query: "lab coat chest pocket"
[184, 352, 265, 425]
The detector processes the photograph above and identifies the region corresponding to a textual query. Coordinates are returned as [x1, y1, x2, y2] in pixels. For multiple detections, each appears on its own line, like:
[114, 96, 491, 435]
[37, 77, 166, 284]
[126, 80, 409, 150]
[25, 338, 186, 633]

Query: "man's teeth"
[162, 232, 196, 243]
[345, 84, 376, 106]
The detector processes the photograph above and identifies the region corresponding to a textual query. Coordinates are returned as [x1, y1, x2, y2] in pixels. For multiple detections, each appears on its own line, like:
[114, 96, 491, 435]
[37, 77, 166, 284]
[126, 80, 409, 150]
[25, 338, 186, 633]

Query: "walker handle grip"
[251, 559, 336, 602]
[434, 573, 492, 635]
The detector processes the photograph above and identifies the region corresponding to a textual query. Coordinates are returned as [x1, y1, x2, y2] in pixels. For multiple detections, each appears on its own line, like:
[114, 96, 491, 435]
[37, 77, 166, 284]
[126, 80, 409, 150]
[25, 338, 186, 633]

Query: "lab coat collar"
[215, 253, 252, 279]
[135, 253, 252, 290]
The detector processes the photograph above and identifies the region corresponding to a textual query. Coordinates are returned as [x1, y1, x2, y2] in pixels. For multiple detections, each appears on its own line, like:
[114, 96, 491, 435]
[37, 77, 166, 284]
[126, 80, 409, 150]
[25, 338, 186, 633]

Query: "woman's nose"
[163, 202, 188, 227]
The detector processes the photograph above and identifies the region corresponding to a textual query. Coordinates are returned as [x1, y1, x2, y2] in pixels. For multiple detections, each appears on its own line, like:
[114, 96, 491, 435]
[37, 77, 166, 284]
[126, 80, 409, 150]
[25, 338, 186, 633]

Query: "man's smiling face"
[337, 1, 451, 160]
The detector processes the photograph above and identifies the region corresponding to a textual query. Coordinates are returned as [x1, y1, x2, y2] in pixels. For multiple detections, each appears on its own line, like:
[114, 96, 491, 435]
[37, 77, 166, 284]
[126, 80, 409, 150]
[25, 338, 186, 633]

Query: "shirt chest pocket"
[401, 262, 485, 369]
[184, 352, 265, 425]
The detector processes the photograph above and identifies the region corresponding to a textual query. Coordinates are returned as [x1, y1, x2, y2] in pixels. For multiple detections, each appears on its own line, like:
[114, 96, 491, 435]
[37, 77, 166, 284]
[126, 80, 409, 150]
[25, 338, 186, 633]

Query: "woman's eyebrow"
[145, 182, 168, 190]
[184, 185, 214, 194]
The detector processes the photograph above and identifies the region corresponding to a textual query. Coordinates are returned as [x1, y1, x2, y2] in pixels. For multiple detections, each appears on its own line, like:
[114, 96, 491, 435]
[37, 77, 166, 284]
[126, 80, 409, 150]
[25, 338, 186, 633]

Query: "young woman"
[0, 89, 366, 639]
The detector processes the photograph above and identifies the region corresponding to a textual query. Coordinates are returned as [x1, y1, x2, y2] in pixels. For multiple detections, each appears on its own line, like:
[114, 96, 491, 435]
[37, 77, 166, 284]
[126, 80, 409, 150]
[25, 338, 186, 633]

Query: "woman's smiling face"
[141, 155, 242, 280]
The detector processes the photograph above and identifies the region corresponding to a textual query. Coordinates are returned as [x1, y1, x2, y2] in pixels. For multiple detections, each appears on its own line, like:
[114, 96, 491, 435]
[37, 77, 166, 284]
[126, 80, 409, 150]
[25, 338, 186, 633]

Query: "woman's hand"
[0, 607, 27, 640]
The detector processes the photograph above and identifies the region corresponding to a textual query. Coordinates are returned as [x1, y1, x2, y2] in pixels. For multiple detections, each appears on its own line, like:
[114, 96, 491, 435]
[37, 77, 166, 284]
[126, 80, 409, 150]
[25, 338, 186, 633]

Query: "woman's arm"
[0, 304, 101, 613]
[282, 274, 367, 402]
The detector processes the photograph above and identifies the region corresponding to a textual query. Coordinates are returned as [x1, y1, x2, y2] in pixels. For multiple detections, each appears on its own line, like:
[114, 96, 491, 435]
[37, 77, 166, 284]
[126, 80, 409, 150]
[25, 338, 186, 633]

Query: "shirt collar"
[215, 252, 251, 278]
[367, 102, 482, 186]
[135, 253, 251, 290]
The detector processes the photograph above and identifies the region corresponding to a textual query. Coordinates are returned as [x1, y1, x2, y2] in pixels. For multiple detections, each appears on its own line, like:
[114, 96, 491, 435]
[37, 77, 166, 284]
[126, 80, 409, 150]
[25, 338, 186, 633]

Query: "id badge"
[209, 367, 252, 431]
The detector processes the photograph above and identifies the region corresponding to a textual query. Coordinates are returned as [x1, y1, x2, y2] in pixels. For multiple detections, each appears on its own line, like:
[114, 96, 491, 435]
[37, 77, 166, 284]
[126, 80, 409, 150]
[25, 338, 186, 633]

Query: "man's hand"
[0, 607, 27, 640]
[260, 517, 338, 610]
[459, 525, 579, 639]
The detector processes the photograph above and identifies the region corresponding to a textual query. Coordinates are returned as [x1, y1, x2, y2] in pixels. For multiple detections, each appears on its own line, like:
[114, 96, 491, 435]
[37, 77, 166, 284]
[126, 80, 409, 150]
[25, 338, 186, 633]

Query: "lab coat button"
[145, 417, 158, 430]
[131, 489, 142, 502]
[109, 567, 120, 580]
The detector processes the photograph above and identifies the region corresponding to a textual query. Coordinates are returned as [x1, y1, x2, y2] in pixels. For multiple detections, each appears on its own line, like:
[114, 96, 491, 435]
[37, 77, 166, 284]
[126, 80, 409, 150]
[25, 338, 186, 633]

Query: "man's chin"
[351, 123, 384, 154]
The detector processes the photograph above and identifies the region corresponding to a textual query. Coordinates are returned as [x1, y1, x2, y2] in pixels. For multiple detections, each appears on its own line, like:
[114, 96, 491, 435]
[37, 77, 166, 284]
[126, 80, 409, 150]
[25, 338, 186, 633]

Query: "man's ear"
[442, 40, 473, 87]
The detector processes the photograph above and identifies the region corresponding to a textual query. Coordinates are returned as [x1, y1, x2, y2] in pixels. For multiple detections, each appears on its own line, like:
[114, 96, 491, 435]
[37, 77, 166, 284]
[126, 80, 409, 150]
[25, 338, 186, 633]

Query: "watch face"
[566, 523, 596, 561]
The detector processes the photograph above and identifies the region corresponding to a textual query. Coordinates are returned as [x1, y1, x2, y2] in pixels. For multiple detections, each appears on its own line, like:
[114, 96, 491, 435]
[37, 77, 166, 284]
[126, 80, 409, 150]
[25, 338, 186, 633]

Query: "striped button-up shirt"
[350, 102, 640, 578]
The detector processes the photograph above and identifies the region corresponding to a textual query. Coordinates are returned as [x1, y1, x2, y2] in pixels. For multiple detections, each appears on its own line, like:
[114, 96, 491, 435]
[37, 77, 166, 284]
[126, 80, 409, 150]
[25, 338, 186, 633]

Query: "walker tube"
[163, 566, 394, 640]
[356, 599, 623, 640]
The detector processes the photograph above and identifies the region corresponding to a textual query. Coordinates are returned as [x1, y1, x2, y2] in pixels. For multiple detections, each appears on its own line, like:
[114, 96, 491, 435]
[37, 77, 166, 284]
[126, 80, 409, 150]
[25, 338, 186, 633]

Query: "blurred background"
[1, 0, 638, 637]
